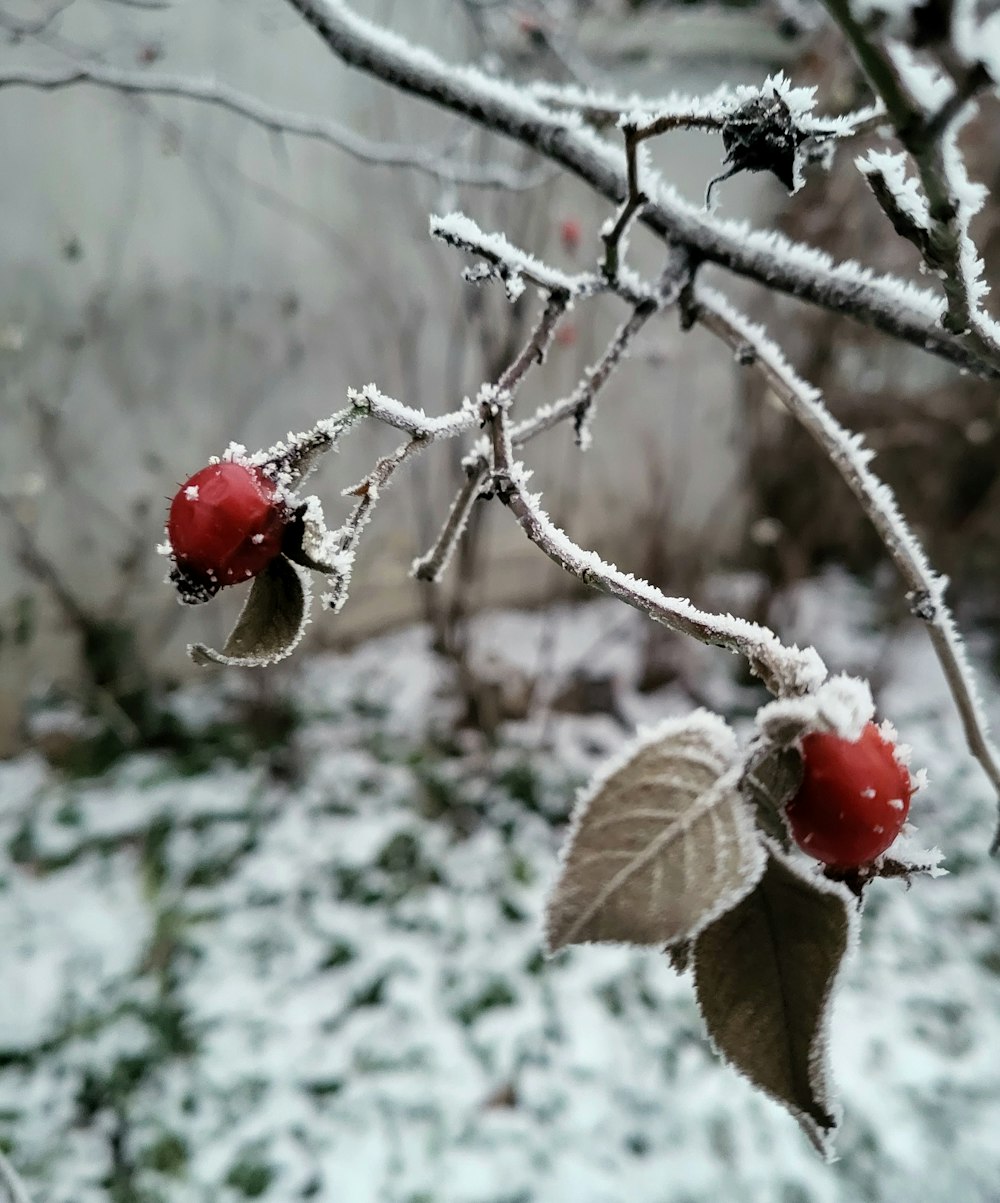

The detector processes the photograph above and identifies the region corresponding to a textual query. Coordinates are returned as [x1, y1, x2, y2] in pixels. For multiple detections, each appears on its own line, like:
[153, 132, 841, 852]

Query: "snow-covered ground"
[1, 575, 999, 1203]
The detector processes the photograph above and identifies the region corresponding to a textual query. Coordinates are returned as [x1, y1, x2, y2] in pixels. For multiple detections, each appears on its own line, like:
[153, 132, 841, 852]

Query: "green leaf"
[545, 712, 764, 953]
[693, 851, 853, 1155]
[189, 556, 310, 668]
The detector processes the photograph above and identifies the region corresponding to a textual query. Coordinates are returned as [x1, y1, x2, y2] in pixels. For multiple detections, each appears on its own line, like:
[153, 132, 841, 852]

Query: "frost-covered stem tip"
[694, 286, 1000, 844]
[430, 213, 592, 301]
[481, 393, 825, 697]
[282, 0, 1000, 379]
[348, 383, 477, 440]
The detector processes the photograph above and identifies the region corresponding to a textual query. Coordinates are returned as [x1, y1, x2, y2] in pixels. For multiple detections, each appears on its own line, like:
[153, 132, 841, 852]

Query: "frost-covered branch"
[411, 469, 483, 583]
[531, 78, 884, 143]
[824, 0, 999, 353]
[282, 0, 1000, 378]
[322, 437, 428, 611]
[0, 64, 549, 191]
[412, 250, 680, 582]
[430, 211, 652, 306]
[347, 382, 478, 439]
[477, 385, 826, 698]
[691, 286, 1000, 844]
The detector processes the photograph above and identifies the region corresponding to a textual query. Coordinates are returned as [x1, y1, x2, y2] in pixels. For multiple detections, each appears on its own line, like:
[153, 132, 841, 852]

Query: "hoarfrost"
[856, 149, 930, 229]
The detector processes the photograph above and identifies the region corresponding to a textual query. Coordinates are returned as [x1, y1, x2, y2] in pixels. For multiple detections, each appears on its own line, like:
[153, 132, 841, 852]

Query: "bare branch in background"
[0, 64, 551, 191]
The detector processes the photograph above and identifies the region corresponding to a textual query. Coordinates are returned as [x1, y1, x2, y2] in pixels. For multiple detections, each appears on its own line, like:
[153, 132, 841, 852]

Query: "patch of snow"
[1, 589, 999, 1201]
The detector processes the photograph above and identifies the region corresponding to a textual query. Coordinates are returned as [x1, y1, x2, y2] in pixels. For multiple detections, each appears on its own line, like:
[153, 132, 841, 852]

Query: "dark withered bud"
[707, 94, 808, 205]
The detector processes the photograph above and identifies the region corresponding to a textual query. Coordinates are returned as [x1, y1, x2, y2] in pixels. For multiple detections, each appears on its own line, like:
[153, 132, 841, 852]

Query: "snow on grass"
[1, 580, 999, 1202]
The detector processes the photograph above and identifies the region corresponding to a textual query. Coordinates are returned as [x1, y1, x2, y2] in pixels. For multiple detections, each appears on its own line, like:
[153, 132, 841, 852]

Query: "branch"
[430, 211, 649, 306]
[600, 123, 648, 285]
[823, 0, 996, 343]
[411, 468, 483, 582]
[478, 395, 826, 698]
[413, 247, 684, 582]
[531, 78, 883, 143]
[0, 64, 550, 191]
[431, 211, 582, 299]
[347, 382, 478, 439]
[282, 0, 1000, 378]
[691, 285, 1000, 847]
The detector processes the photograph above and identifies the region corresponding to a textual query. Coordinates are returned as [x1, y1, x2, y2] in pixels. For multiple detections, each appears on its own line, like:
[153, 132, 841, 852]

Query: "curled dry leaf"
[545, 711, 765, 954]
[189, 554, 311, 668]
[692, 851, 854, 1156]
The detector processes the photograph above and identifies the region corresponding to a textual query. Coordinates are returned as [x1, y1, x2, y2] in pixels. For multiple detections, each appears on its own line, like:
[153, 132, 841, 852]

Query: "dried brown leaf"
[189, 555, 310, 668]
[693, 851, 853, 1156]
[545, 712, 764, 953]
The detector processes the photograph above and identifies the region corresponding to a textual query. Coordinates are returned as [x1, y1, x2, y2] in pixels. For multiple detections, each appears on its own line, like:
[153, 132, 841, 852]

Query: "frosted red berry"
[786, 722, 912, 868]
[167, 461, 286, 595]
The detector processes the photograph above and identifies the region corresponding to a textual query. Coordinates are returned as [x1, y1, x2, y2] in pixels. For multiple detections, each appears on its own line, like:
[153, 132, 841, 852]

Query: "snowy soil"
[1, 575, 999, 1203]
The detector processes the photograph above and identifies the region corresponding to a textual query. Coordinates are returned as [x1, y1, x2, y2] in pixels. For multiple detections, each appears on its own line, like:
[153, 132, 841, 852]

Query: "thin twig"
[411, 469, 483, 582]
[495, 290, 571, 398]
[0, 1149, 33, 1203]
[823, 0, 995, 343]
[414, 259, 676, 582]
[601, 124, 646, 284]
[693, 285, 1000, 847]
[0, 64, 551, 191]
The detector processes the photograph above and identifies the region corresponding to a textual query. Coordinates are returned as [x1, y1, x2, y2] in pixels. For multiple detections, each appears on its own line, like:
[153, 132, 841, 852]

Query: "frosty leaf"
[545, 712, 765, 954]
[741, 742, 802, 850]
[189, 556, 310, 668]
[693, 852, 853, 1155]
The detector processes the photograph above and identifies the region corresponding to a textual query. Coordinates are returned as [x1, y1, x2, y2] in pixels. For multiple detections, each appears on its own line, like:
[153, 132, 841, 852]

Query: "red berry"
[559, 218, 582, 254]
[786, 722, 912, 868]
[555, 322, 578, 347]
[168, 461, 286, 591]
